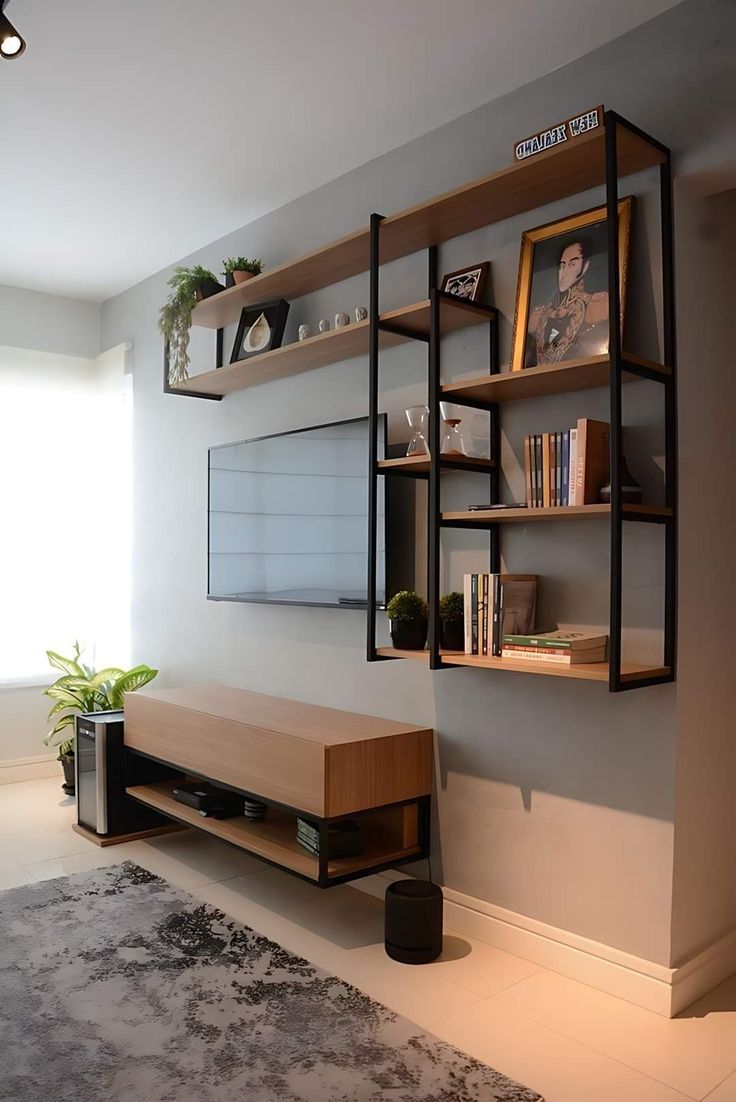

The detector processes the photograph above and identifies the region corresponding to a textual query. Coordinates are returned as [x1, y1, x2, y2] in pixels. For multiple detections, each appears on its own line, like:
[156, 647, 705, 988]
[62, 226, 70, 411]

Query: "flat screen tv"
[208, 416, 389, 608]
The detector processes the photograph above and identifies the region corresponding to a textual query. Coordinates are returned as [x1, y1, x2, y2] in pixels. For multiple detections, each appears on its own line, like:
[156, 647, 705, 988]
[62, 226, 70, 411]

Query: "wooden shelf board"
[442, 504, 672, 524]
[442, 353, 670, 404]
[375, 648, 670, 683]
[377, 454, 494, 476]
[127, 782, 320, 880]
[178, 298, 491, 397]
[192, 123, 664, 330]
[126, 782, 422, 882]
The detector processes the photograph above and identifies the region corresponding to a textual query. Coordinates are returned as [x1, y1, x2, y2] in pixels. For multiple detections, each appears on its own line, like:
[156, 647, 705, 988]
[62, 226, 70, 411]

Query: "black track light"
[0, 0, 26, 59]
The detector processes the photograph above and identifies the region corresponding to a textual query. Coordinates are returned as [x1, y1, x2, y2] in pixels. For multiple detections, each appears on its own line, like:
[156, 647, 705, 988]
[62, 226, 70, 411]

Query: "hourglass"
[405, 405, 430, 457]
[439, 401, 467, 457]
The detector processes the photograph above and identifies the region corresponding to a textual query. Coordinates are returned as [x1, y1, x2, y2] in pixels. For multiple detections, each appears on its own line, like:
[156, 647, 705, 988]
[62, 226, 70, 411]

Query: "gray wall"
[0, 283, 100, 359]
[101, 0, 735, 967]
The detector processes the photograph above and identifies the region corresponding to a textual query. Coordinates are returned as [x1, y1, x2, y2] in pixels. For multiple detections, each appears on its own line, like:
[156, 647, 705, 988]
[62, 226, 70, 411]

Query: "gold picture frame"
[510, 197, 633, 372]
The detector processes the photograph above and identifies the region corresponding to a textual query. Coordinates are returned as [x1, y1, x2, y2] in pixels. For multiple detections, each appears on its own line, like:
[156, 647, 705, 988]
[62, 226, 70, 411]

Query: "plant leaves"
[108, 665, 158, 707]
[90, 668, 124, 689]
[46, 650, 84, 677]
[51, 714, 76, 736]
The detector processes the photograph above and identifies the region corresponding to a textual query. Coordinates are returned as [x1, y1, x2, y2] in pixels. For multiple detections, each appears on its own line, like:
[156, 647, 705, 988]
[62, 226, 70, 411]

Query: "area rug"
[0, 862, 542, 1101]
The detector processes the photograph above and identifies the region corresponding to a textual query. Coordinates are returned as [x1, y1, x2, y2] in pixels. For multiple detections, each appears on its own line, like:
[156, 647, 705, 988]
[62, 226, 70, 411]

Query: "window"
[0, 345, 131, 684]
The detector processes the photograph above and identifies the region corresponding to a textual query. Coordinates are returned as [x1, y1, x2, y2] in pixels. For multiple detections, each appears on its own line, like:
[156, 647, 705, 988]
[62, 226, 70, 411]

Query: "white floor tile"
[490, 966, 736, 1098]
[705, 1070, 736, 1101]
[0, 864, 39, 890]
[437, 996, 695, 1102]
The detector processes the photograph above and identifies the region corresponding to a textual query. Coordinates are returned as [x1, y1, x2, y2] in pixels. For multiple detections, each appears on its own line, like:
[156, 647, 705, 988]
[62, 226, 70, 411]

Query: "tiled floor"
[3, 777, 736, 1101]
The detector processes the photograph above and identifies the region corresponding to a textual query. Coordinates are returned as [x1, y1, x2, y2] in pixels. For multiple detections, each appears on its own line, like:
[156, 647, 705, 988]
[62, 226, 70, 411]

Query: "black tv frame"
[207, 413, 408, 610]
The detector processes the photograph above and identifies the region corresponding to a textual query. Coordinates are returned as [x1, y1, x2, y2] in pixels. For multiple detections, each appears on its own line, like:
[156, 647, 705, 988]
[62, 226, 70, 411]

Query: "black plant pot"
[61, 753, 75, 797]
[440, 618, 464, 652]
[225, 272, 235, 288]
[390, 616, 428, 651]
[196, 278, 225, 300]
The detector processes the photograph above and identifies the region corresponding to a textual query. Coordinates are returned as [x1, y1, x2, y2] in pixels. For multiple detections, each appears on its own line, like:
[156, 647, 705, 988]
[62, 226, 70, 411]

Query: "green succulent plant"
[158, 265, 220, 386]
[439, 591, 464, 622]
[222, 256, 263, 275]
[42, 641, 158, 759]
[386, 590, 429, 621]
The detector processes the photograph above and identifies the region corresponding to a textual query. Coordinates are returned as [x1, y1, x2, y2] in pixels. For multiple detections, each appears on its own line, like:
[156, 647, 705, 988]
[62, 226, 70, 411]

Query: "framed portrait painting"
[510, 197, 633, 371]
[229, 298, 290, 364]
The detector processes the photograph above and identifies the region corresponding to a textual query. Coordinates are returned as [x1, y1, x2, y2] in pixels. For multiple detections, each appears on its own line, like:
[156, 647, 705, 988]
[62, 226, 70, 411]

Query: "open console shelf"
[123, 685, 432, 888]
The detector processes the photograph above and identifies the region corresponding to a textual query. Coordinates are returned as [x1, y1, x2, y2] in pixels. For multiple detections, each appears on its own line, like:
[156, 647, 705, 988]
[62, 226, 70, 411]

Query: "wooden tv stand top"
[123, 685, 433, 819]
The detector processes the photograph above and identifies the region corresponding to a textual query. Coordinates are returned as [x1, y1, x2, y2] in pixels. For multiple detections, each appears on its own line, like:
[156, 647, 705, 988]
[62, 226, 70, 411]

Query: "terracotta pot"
[233, 270, 258, 285]
[440, 618, 464, 652]
[390, 617, 428, 651]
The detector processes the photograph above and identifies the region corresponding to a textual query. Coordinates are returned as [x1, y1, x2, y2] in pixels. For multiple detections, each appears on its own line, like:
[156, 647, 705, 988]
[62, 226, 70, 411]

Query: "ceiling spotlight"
[0, 0, 26, 59]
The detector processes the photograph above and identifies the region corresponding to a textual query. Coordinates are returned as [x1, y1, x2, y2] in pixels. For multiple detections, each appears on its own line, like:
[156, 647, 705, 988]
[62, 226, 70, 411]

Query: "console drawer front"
[124, 695, 326, 815]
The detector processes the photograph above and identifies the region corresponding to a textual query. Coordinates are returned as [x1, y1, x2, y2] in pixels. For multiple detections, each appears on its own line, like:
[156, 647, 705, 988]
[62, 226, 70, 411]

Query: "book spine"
[471, 574, 478, 655]
[556, 431, 562, 507]
[550, 432, 556, 507]
[569, 428, 578, 506]
[493, 576, 502, 657]
[561, 430, 569, 507]
[501, 649, 575, 664]
[463, 574, 473, 654]
[524, 434, 532, 508]
[478, 573, 485, 657]
[542, 432, 551, 508]
[575, 418, 587, 505]
[534, 434, 542, 507]
[503, 644, 583, 657]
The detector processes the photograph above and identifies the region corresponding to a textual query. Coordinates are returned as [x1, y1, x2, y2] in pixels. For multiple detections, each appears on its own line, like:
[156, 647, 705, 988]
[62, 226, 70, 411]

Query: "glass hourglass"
[405, 405, 430, 457]
[439, 401, 467, 457]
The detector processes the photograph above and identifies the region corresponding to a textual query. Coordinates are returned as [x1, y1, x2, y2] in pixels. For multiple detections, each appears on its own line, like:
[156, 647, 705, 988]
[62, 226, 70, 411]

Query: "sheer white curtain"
[0, 345, 132, 684]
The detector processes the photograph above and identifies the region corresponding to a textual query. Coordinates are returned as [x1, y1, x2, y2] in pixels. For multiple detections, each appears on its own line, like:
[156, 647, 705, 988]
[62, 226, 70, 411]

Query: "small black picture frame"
[440, 262, 490, 303]
[229, 299, 290, 364]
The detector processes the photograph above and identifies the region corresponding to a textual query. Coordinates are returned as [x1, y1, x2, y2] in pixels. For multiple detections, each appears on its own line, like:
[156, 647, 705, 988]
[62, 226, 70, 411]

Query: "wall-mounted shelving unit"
[365, 110, 677, 693]
[166, 108, 677, 693]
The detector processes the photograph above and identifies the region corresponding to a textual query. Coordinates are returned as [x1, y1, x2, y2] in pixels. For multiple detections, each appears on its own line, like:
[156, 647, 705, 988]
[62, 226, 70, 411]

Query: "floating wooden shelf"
[442, 353, 670, 405]
[192, 124, 663, 330]
[178, 297, 492, 397]
[442, 504, 672, 525]
[377, 454, 494, 476]
[127, 781, 422, 882]
[376, 648, 669, 684]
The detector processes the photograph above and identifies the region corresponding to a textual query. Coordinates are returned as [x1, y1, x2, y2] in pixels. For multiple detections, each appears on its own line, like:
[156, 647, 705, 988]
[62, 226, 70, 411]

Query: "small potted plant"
[222, 257, 263, 288]
[386, 590, 429, 650]
[439, 591, 465, 652]
[42, 642, 158, 796]
[158, 265, 224, 387]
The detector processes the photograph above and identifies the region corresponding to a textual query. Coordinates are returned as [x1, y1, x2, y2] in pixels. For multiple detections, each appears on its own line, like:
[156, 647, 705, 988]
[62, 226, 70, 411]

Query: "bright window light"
[0, 346, 132, 683]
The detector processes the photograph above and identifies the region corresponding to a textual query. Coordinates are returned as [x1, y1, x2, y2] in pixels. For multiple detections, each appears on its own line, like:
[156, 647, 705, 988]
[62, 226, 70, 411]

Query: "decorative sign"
[514, 106, 603, 162]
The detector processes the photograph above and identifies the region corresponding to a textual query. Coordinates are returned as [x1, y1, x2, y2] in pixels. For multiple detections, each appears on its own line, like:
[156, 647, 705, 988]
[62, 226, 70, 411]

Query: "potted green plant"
[158, 265, 224, 387]
[386, 590, 429, 651]
[42, 642, 158, 796]
[439, 591, 465, 652]
[222, 256, 263, 288]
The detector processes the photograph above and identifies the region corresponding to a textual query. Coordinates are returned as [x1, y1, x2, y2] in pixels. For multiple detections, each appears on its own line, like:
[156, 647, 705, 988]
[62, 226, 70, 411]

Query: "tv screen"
[208, 416, 386, 607]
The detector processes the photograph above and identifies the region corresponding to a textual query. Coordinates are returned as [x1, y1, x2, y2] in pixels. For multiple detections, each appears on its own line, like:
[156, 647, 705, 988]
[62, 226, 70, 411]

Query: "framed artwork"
[230, 299, 290, 364]
[440, 262, 489, 303]
[510, 197, 633, 371]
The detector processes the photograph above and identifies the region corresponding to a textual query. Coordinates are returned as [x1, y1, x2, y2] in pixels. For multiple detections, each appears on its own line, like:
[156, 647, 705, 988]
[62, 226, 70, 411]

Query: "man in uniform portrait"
[526, 236, 608, 366]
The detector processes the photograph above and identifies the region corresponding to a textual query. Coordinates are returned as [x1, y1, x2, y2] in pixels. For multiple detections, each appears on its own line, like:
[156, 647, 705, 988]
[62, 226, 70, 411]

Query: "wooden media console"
[123, 685, 433, 887]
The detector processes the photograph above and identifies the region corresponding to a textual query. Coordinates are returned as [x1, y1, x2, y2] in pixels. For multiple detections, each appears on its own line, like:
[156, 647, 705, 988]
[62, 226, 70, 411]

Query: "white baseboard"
[355, 870, 736, 1017]
[0, 754, 60, 785]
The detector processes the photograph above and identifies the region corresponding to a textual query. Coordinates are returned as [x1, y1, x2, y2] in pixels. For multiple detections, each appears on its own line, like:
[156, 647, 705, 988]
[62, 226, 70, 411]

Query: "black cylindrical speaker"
[384, 879, 443, 964]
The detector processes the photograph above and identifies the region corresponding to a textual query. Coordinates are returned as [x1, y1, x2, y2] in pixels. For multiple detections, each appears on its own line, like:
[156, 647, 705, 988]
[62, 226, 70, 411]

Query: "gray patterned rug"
[0, 862, 542, 1101]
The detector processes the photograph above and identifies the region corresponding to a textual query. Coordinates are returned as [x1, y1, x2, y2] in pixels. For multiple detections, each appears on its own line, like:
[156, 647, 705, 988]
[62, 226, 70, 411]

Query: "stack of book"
[524, 418, 609, 508]
[463, 574, 537, 656]
[501, 630, 608, 665]
[296, 817, 364, 859]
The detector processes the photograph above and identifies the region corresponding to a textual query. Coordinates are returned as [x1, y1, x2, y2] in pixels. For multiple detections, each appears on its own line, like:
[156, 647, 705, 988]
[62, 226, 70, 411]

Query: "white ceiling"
[0, 0, 679, 302]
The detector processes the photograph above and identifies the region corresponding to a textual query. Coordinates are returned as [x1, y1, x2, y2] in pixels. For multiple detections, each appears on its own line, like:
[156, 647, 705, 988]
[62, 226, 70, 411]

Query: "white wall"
[100, 0, 735, 968]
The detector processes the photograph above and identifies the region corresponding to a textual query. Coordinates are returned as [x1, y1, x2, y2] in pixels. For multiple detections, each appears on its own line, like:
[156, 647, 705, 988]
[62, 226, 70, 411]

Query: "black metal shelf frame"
[366, 110, 677, 692]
